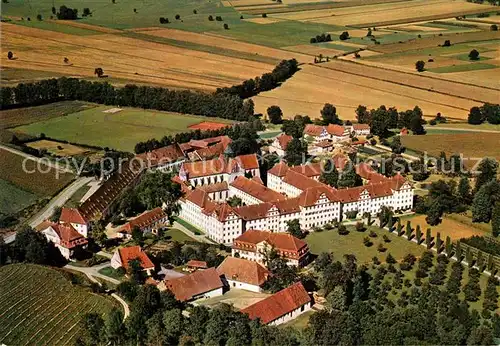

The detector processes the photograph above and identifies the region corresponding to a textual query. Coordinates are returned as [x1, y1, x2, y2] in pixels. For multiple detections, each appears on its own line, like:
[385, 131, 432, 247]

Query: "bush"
[415, 60, 425, 72]
[262, 13, 267, 18]
[491, 24, 498, 31]
[468, 49, 480, 61]
[339, 31, 350, 40]
[224, 23, 229, 29]
[208, 15, 214, 21]
[363, 237, 373, 247]
[378, 243, 387, 252]
[310, 37, 317, 44]
[216, 15, 223, 21]
[355, 222, 366, 232]
[369, 230, 378, 238]
[338, 224, 349, 235]
[429, 119, 437, 126]
[175, 14, 181, 20]
[443, 40, 451, 47]
[383, 234, 391, 243]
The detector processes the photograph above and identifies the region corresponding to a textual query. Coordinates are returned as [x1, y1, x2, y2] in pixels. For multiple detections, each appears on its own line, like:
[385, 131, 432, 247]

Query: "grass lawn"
[427, 62, 497, 73]
[433, 122, 500, 132]
[174, 217, 203, 235]
[64, 183, 92, 208]
[0, 148, 75, 197]
[164, 228, 198, 243]
[259, 131, 281, 139]
[98, 266, 125, 281]
[0, 264, 117, 346]
[0, 101, 93, 129]
[14, 105, 233, 152]
[306, 225, 425, 265]
[280, 309, 315, 330]
[0, 178, 39, 214]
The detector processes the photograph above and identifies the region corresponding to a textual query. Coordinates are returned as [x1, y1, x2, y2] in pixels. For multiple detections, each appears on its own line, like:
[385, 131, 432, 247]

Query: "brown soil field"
[466, 15, 500, 25]
[46, 20, 122, 34]
[0, 23, 275, 91]
[243, 17, 284, 24]
[188, 121, 231, 130]
[401, 133, 500, 168]
[371, 30, 500, 54]
[252, 63, 479, 120]
[227, 0, 276, 6]
[133, 27, 311, 63]
[389, 24, 447, 32]
[282, 44, 347, 57]
[404, 214, 485, 241]
[319, 60, 497, 105]
[27, 140, 95, 157]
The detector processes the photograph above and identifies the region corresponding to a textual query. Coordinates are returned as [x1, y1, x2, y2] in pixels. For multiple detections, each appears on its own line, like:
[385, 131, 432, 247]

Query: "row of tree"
[0, 78, 255, 122]
[468, 103, 500, 125]
[215, 59, 299, 98]
[356, 104, 425, 137]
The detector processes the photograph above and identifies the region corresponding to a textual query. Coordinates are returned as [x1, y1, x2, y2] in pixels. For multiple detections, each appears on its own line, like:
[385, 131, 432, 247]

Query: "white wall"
[268, 302, 312, 326]
[226, 279, 262, 293]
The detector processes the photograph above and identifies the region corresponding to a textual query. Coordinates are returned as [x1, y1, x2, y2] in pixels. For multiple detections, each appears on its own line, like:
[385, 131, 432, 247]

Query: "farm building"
[241, 282, 311, 326]
[303, 124, 350, 143]
[186, 260, 208, 271]
[111, 245, 155, 276]
[348, 124, 371, 136]
[269, 133, 292, 157]
[117, 207, 168, 239]
[37, 221, 88, 260]
[157, 267, 223, 302]
[232, 229, 310, 267]
[217, 257, 270, 293]
[59, 207, 90, 238]
[136, 143, 185, 171]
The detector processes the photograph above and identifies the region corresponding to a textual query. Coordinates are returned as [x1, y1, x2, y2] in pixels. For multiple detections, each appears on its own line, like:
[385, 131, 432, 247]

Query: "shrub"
[175, 14, 181, 20]
[208, 15, 214, 21]
[378, 243, 387, 252]
[415, 60, 425, 72]
[339, 31, 349, 40]
[369, 230, 377, 238]
[468, 49, 480, 61]
[216, 15, 223, 21]
[223, 23, 229, 29]
[491, 24, 498, 31]
[363, 237, 373, 247]
[355, 222, 366, 232]
[338, 224, 349, 235]
[193, 9, 197, 14]
[310, 37, 317, 44]
[443, 40, 451, 47]
[383, 234, 391, 243]
[372, 256, 381, 265]
[262, 13, 267, 18]
[429, 119, 437, 126]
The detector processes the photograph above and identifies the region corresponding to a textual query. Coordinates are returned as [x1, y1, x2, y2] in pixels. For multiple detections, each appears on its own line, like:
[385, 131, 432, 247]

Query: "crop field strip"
[0, 264, 116, 346]
[1, 23, 275, 91]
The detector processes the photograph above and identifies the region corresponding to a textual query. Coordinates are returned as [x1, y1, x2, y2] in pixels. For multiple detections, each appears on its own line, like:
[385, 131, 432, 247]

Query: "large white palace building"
[177, 155, 414, 245]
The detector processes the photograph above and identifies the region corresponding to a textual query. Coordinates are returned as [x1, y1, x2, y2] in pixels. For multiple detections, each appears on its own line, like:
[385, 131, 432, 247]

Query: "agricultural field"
[0, 148, 75, 197]
[252, 63, 484, 120]
[305, 225, 425, 264]
[0, 264, 117, 346]
[26, 140, 96, 157]
[401, 132, 500, 168]
[13, 105, 233, 152]
[0, 179, 39, 215]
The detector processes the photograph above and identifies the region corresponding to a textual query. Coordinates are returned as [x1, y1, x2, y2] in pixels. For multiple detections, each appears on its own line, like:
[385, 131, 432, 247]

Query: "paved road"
[173, 221, 213, 244]
[0, 143, 74, 173]
[64, 263, 130, 320]
[28, 177, 94, 228]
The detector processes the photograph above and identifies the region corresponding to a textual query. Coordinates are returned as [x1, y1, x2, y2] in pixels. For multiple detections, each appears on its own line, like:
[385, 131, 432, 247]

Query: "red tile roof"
[60, 207, 87, 225]
[203, 202, 236, 222]
[118, 245, 155, 270]
[275, 134, 292, 150]
[163, 267, 223, 301]
[199, 181, 229, 193]
[230, 176, 286, 203]
[235, 154, 259, 170]
[315, 140, 333, 148]
[304, 124, 325, 137]
[353, 123, 370, 130]
[39, 222, 88, 249]
[233, 198, 301, 221]
[136, 144, 185, 166]
[181, 156, 240, 179]
[298, 185, 339, 207]
[118, 207, 167, 234]
[326, 124, 346, 137]
[217, 257, 270, 286]
[268, 162, 289, 177]
[241, 282, 311, 324]
[290, 163, 322, 178]
[233, 230, 308, 259]
[282, 170, 323, 191]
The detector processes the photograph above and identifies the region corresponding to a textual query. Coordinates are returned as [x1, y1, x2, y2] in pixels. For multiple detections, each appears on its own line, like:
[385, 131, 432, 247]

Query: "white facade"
[229, 185, 266, 205]
[268, 301, 312, 326]
[69, 222, 89, 238]
[225, 278, 262, 293]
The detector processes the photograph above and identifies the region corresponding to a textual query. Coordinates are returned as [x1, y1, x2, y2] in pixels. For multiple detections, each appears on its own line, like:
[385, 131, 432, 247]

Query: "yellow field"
[283, 44, 347, 57]
[253, 61, 488, 120]
[133, 27, 311, 63]
[243, 17, 284, 24]
[1, 23, 275, 91]
[47, 20, 122, 34]
[403, 214, 485, 241]
[270, 0, 495, 27]
[26, 140, 95, 157]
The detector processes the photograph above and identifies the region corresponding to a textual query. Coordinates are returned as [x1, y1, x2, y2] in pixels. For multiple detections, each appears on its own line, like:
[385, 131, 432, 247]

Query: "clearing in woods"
[13, 106, 234, 152]
[0, 264, 117, 346]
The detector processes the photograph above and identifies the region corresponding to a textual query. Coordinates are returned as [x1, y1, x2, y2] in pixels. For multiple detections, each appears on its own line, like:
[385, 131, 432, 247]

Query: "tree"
[464, 268, 481, 302]
[443, 40, 451, 47]
[267, 105, 283, 124]
[77, 313, 105, 345]
[492, 24, 499, 31]
[175, 14, 181, 20]
[94, 67, 104, 77]
[415, 60, 425, 72]
[286, 219, 304, 239]
[227, 196, 243, 207]
[57, 5, 78, 20]
[224, 23, 229, 30]
[356, 105, 370, 124]
[82, 7, 91, 16]
[7, 51, 13, 60]
[52, 6, 56, 14]
[458, 176, 472, 205]
[91, 222, 107, 247]
[468, 106, 483, 125]
[468, 49, 480, 60]
[339, 31, 350, 40]
[284, 137, 307, 166]
[475, 158, 498, 191]
[321, 103, 342, 125]
[37, 14, 42, 21]
[163, 308, 184, 343]
[325, 286, 346, 312]
[50, 206, 62, 222]
[472, 180, 500, 223]
[319, 159, 339, 188]
[136, 170, 183, 212]
[481, 103, 500, 125]
[492, 202, 500, 237]
[106, 308, 125, 345]
[338, 165, 362, 188]
[131, 226, 144, 245]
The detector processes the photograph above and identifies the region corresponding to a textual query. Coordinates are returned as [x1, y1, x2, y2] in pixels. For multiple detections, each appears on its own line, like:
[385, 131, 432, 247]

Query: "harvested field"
[401, 133, 500, 168]
[26, 140, 96, 157]
[244, 17, 284, 24]
[134, 27, 311, 62]
[47, 20, 123, 34]
[0, 149, 75, 197]
[445, 67, 500, 89]
[390, 24, 446, 32]
[1, 23, 275, 91]
[228, 0, 276, 6]
[401, 214, 485, 241]
[188, 121, 231, 130]
[0, 264, 117, 346]
[14, 106, 233, 152]
[370, 30, 500, 54]
[271, 0, 494, 27]
[282, 44, 347, 57]
[253, 63, 482, 120]
[0, 101, 93, 129]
